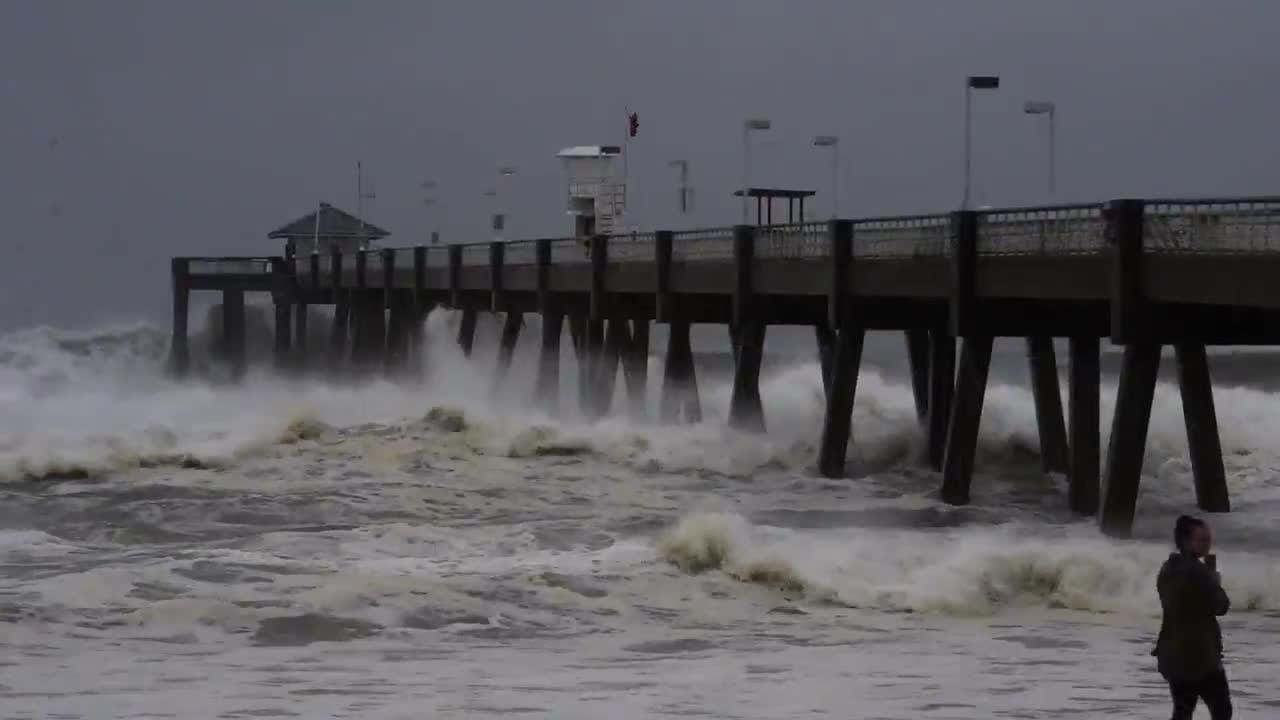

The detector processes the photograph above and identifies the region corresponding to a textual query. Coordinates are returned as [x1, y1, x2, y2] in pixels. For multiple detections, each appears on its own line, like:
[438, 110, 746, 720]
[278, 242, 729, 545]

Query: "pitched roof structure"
[267, 202, 390, 241]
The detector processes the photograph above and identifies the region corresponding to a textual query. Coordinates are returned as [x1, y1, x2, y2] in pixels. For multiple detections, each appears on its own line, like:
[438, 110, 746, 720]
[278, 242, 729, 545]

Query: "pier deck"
[170, 197, 1280, 536]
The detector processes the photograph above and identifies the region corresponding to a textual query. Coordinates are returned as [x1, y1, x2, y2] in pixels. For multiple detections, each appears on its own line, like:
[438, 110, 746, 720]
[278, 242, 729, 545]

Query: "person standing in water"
[1154, 515, 1232, 719]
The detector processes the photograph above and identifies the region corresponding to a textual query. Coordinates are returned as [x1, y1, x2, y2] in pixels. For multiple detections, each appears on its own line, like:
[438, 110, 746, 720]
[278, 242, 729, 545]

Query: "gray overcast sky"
[1, 0, 1277, 331]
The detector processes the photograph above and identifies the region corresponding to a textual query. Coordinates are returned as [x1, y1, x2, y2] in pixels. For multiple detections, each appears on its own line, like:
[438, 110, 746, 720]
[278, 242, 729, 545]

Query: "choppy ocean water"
[1, 307, 1278, 719]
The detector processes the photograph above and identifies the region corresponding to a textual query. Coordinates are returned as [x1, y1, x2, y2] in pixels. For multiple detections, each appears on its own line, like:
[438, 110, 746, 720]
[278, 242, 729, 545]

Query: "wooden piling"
[623, 319, 650, 420]
[222, 289, 246, 381]
[411, 245, 427, 371]
[329, 249, 348, 371]
[817, 326, 866, 477]
[940, 334, 994, 505]
[456, 307, 478, 357]
[1027, 336, 1070, 475]
[815, 322, 835, 398]
[494, 311, 523, 385]
[293, 303, 308, 366]
[927, 330, 955, 471]
[660, 318, 701, 424]
[1068, 335, 1101, 515]
[568, 314, 589, 414]
[905, 329, 930, 424]
[273, 301, 292, 371]
[583, 318, 606, 416]
[594, 318, 627, 417]
[1174, 342, 1230, 513]
[386, 291, 413, 372]
[728, 225, 765, 432]
[729, 321, 767, 432]
[533, 313, 563, 412]
[1099, 342, 1161, 537]
[169, 258, 190, 378]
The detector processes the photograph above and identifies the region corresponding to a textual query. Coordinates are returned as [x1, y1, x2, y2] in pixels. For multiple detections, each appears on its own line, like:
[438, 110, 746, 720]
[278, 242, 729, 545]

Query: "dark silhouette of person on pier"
[1153, 515, 1232, 719]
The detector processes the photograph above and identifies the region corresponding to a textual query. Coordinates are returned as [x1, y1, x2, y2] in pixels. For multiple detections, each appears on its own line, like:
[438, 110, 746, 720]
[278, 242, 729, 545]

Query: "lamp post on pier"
[742, 118, 771, 223]
[963, 75, 1000, 210]
[812, 135, 839, 219]
[1023, 100, 1056, 197]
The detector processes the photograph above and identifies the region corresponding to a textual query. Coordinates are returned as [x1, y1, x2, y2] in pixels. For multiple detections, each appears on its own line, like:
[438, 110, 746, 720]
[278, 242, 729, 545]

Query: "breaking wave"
[657, 512, 1280, 616]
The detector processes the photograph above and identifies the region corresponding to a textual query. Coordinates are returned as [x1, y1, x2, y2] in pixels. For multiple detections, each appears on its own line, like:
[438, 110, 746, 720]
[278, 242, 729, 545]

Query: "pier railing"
[183, 196, 1280, 284]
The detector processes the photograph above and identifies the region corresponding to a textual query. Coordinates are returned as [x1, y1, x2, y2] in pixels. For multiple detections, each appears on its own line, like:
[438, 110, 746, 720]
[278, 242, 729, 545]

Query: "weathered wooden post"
[1174, 342, 1230, 513]
[381, 248, 401, 370]
[1026, 336, 1070, 474]
[495, 312, 523, 385]
[169, 258, 190, 378]
[728, 224, 766, 432]
[270, 258, 292, 372]
[905, 328, 931, 424]
[532, 239, 561, 411]
[329, 248, 348, 371]
[411, 245, 427, 368]
[940, 209, 991, 505]
[222, 288, 247, 382]
[818, 220, 864, 477]
[1100, 198, 1158, 537]
[926, 330, 955, 470]
[814, 322, 835, 398]
[1068, 335, 1101, 515]
[661, 319, 701, 424]
[622, 318, 650, 420]
[656, 230, 700, 424]
[448, 244, 477, 357]
[585, 234, 610, 417]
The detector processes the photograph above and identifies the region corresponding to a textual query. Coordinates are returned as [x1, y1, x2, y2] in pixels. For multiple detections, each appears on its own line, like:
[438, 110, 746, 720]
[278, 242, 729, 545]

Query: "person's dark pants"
[1167, 668, 1232, 720]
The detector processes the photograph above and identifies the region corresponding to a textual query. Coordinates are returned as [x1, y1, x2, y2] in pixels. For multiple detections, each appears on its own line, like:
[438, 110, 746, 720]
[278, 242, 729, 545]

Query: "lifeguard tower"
[557, 145, 627, 237]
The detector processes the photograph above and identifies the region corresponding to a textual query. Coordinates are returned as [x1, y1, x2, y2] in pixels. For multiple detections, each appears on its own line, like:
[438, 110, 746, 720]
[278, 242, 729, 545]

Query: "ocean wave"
[3, 314, 1280, 507]
[656, 512, 1280, 616]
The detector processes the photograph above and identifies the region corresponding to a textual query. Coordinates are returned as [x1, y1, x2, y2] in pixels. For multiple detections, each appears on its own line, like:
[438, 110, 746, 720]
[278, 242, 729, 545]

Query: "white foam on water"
[656, 511, 1280, 616]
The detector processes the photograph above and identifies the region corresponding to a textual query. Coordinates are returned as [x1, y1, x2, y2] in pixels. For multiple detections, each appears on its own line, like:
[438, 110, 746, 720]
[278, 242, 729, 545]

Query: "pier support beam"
[169, 259, 190, 378]
[1099, 342, 1161, 537]
[273, 301, 292, 371]
[729, 321, 767, 432]
[940, 335, 994, 505]
[815, 322, 836, 398]
[583, 318, 607, 417]
[817, 326, 866, 477]
[222, 289, 246, 381]
[593, 318, 628, 417]
[905, 329, 930, 425]
[329, 294, 350, 371]
[533, 313, 563, 413]
[352, 293, 385, 371]
[1174, 342, 1230, 513]
[660, 319, 702, 424]
[1067, 335, 1101, 515]
[927, 331, 955, 471]
[1027, 336, 1070, 475]
[456, 308, 478, 358]
[293, 303, 309, 369]
[494, 312, 523, 385]
[568, 314, 589, 414]
[385, 292, 413, 373]
[622, 319, 650, 420]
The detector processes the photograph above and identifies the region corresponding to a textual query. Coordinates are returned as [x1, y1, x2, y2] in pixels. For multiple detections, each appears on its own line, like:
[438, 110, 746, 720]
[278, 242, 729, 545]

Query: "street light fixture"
[742, 118, 771, 222]
[492, 167, 518, 239]
[1023, 100, 1056, 197]
[963, 75, 1000, 209]
[812, 135, 839, 219]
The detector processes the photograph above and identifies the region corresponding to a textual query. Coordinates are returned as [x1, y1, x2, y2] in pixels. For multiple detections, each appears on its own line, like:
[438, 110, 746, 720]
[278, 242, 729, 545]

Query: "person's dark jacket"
[1153, 552, 1230, 681]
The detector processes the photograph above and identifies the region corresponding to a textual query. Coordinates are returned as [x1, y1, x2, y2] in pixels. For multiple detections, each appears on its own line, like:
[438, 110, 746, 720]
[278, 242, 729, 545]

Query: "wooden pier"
[169, 197, 1280, 537]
